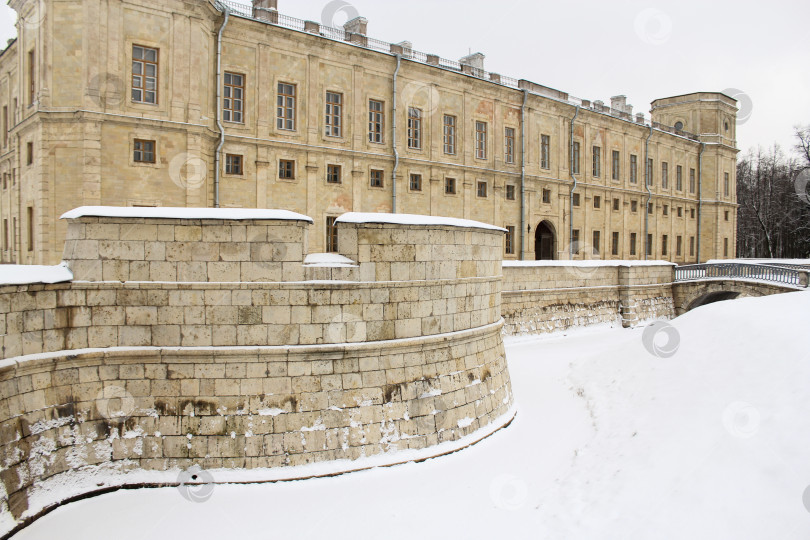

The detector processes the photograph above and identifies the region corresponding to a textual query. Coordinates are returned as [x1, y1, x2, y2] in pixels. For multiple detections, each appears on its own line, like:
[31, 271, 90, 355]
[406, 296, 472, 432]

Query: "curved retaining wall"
[0, 209, 513, 536]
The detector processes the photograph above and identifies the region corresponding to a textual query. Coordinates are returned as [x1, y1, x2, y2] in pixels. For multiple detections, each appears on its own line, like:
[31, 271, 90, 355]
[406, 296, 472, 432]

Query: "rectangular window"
[724, 172, 730, 196]
[505, 226, 515, 255]
[3, 219, 7, 251]
[12, 218, 16, 252]
[370, 169, 384, 188]
[613, 198, 620, 211]
[277, 83, 296, 131]
[663, 204, 669, 216]
[443, 115, 456, 155]
[677, 206, 683, 218]
[646, 234, 653, 256]
[506, 185, 516, 200]
[662, 234, 668, 256]
[646, 158, 653, 186]
[131, 45, 158, 104]
[327, 164, 342, 184]
[572, 193, 580, 207]
[572, 229, 580, 255]
[630, 154, 638, 184]
[477, 181, 488, 198]
[690, 236, 695, 256]
[410, 173, 422, 191]
[225, 153, 243, 175]
[677, 236, 683, 256]
[572, 141, 580, 174]
[326, 216, 338, 253]
[26, 206, 33, 252]
[505, 127, 515, 164]
[541, 135, 551, 169]
[542, 188, 551, 204]
[592, 146, 601, 177]
[26, 141, 33, 165]
[407, 107, 422, 149]
[325, 91, 343, 137]
[592, 230, 601, 256]
[690, 208, 696, 219]
[630, 233, 637, 256]
[648, 202, 653, 215]
[133, 139, 155, 163]
[662, 162, 669, 189]
[611, 232, 619, 256]
[676, 165, 683, 191]
[223, 72, 244, 123]
[28, 49, 36, 105]
[689, 168, 696, 193]
[279, 159, 295, 179]
[445, 177, 456, 194]
[725, 210, 729, 221]
[369, 100, 384, 143]
[2, 105, 7, 147]
[631, 200, 638, 213]
[593, 195, 601, 209]
[475, 121, 487, 159]
[611, 150, 620, 180]
[724, 237, 729, 257]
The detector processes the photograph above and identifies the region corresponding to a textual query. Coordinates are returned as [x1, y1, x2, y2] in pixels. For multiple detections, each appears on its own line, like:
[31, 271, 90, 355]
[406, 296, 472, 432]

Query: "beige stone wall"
[501, 263, 676, 335]
[0, 0, 737, 265]
[0, 209, 513, 534]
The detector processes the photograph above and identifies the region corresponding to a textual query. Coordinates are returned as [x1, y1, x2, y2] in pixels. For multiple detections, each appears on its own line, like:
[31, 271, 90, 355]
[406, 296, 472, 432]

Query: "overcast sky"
[1, 0, 807, 157]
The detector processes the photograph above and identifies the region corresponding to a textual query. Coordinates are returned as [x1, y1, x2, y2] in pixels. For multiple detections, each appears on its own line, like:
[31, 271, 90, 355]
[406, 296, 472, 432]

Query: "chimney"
[459, 52, 485, 71]
[390, 40, 413, 58]
[344, 16, 368, 35]
[636, 113, 645, 124]
[594, 100, 605, 112]
[610, 95, 627, 113]
[252, 0, 278, 23]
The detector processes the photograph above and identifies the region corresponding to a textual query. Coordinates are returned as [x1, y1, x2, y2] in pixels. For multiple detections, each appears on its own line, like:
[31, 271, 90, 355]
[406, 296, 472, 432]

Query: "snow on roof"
[303, 253, 357, 267]
[503, 260, 676, 268]
[0, 263, 73, 286]
[60, 206, 314, 223]
[335, 212, 507, 232]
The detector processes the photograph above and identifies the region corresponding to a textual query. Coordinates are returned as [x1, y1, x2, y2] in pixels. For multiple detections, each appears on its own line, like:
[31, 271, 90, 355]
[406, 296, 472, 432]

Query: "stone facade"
[0, 0, 738, 265]
[0, 208, 513, 535]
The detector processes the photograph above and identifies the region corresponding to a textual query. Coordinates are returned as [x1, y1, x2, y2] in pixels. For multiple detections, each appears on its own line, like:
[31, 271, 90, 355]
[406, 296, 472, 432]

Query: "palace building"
[0, 0, 739, 265]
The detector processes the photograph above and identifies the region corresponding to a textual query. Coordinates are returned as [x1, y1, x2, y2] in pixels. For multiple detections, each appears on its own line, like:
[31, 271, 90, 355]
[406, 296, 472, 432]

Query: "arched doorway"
[535, 221, 556, 260]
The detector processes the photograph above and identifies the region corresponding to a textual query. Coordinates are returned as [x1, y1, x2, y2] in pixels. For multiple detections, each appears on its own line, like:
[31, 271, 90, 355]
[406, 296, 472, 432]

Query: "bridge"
[672, 261, 809, 314]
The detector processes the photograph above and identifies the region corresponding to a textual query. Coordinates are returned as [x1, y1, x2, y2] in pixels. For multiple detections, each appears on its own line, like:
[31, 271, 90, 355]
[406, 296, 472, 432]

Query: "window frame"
[476, 180, 488, 198]
[326, 216, 338, 253]
[443, 115, 457, 155]
[326, 164, 342, 184]
[504, 127, 516, 164]
[223, 72, 245, 124]
[592, 145, 601, 178]
[611, 150, 620, 181]
[445, 177, 456, 195]
[541, 135, 551, 169]
[225, 153, 243, 175]
[131, 44, 159, 105]
[368, 99, 384, 144]
[279, 159, 296, 180]
[506, 184, 516, 201]
[133, 138, 156, 164]
[409, 173, 422, 192]
[505, 226, 516, 255]
[277, 82, 297, 131]
[370, 169, 384, 189]
[325, 91, 343, 138]
[572, 141, 581, 175]
[407, 107, 423, 149]
[630, 154, 638, 184]
[542, 188, 551, 204]
[475, 121, 487, 160]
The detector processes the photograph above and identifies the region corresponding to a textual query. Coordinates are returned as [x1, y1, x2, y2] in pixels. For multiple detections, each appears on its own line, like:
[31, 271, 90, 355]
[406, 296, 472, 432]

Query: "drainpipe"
[644, 124, 653, 260]
[520, 89, 528, 260]
[696, 142, 705, 263]
[391, 54, 402, 213]
[568, 105, 580, 260]
[214, 3, 230, 208]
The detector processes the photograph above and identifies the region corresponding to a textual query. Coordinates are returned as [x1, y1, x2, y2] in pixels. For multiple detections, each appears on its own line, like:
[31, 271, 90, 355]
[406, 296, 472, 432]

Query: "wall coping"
[0, 263, 73, 286]
[60, 206, 314, 223]
[503, 260, 676, 268]
[336, 212, 507, 232]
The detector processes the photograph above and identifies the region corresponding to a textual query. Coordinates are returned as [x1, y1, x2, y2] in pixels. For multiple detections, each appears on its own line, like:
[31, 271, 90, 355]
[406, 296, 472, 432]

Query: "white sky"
[1, 0, 808, 157]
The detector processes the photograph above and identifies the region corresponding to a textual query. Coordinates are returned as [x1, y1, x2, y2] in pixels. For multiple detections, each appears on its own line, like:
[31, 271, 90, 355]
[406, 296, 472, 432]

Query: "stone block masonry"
[0, 208, 513, 537]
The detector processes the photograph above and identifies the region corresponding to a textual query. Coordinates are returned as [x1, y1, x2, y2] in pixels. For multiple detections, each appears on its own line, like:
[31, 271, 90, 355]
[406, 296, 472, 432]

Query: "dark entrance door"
[535, 221, 555, 260]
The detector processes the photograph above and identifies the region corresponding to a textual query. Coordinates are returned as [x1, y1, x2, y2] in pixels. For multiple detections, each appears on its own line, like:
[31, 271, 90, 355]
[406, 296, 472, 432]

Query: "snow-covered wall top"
[60, 206, 314, 223]
[336, 212, 507, 232]
[0, 263, 73, 286]
[706, 258, 810, 266]
[503, 260, 676, 268]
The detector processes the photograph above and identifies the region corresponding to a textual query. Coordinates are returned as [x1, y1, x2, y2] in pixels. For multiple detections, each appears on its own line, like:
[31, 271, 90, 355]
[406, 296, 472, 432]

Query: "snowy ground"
[13, 290, 810, 539]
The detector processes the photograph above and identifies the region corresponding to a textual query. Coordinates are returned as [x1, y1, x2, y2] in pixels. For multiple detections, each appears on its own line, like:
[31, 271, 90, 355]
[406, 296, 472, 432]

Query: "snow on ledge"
[303, 253, 357, 267]
[335, 212, 507, 232]
[503, 260, 676, 268]
[0, 262, 73, 286]
[60, 206, 314, 223]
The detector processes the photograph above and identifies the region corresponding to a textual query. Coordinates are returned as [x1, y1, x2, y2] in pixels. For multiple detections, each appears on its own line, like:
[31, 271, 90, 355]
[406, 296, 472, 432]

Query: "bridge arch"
[687, 290, 741, 311]
[672, 280, 798, 315]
